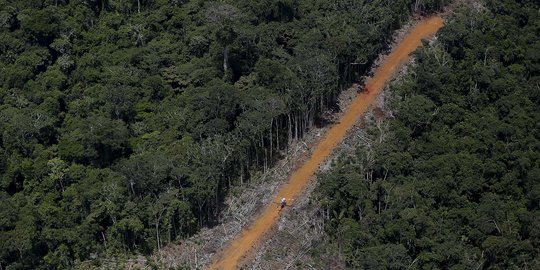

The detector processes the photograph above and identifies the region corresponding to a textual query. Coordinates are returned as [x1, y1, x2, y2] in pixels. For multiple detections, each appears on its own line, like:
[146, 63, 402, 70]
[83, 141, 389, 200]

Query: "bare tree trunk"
[294, 113, 298, 140]
[130, 180, 136, 195]
[137, 0, 141, 13]
[276, 117, 280, 150]
[261, 133, 266, 172]
[223, 46, 229, 72]
[415, 0, 419, 12]
[288, 113, 292, 142]
[101, 231, 107, 248]
[156, 221, 161, 251]
[269, 118, 273, 161]
[255, 143, 259, 167]
[264, 148, 267, 172]
[240, 165, 244, 185]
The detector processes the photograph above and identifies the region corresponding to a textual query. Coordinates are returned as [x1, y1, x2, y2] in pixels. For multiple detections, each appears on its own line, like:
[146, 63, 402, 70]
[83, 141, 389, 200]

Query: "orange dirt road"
[208, 16, 444, 270]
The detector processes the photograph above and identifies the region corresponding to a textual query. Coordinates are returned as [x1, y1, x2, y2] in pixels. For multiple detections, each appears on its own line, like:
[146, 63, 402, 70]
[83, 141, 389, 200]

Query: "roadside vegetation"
[317, 0, 540, 268]
[0, 0, 450, 268]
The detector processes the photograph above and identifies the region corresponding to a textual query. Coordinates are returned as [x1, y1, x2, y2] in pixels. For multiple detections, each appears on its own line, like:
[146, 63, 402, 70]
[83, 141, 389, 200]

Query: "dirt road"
[208, 16, 444, 270]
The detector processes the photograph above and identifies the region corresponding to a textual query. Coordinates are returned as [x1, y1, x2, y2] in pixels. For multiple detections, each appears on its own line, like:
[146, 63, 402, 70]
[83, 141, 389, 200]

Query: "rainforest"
[0, 0, 538, 269]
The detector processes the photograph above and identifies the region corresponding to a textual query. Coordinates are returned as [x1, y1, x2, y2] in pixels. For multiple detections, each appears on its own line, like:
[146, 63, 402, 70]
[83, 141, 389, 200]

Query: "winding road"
[209, 16, 444, 270]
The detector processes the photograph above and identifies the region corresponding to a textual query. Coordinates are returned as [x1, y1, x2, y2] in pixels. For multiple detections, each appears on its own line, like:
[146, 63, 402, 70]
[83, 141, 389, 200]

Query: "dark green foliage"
[317, 0, 540, 268]
[0, 0, 450, 268]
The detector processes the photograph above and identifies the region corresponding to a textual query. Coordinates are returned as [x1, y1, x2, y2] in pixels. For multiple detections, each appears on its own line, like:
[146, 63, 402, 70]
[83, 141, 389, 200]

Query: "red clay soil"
[208, 16, 444, 270]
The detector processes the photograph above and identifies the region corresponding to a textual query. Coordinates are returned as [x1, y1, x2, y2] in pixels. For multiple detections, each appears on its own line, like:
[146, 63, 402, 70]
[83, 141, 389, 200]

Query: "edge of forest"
[134, 4, 466, 268]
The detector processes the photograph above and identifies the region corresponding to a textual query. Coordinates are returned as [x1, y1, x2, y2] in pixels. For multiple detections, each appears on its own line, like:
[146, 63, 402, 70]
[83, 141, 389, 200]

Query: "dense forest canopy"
[0, 0, 451, 268]
[317, 0, 539, 268]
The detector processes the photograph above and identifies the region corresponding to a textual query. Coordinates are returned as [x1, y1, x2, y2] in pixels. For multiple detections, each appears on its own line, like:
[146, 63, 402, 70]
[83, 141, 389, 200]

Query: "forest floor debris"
[127, 15, 442, 270]
[129, 5, 467, 270]
[147, 83, 359, 270]
[209, 16, 444, 270]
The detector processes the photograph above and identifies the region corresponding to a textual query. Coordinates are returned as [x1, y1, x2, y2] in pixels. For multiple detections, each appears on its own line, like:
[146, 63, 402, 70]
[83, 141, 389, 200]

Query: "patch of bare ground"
[124, 2, 472, 269]
[242, 6, 472, 267]
[150, 18, 424, 270]
[151, 135, 324, 269]
[244, 80, 397, 270]
[126, 100, 351, 269]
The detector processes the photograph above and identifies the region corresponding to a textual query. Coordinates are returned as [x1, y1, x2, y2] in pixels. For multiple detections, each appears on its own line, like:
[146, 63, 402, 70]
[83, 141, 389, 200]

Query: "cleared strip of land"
[209, 16, 444, 270]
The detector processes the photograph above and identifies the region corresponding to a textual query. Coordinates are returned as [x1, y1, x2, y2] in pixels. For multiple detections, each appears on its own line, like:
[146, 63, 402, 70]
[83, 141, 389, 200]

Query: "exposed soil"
[208, 16, 445, 270]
